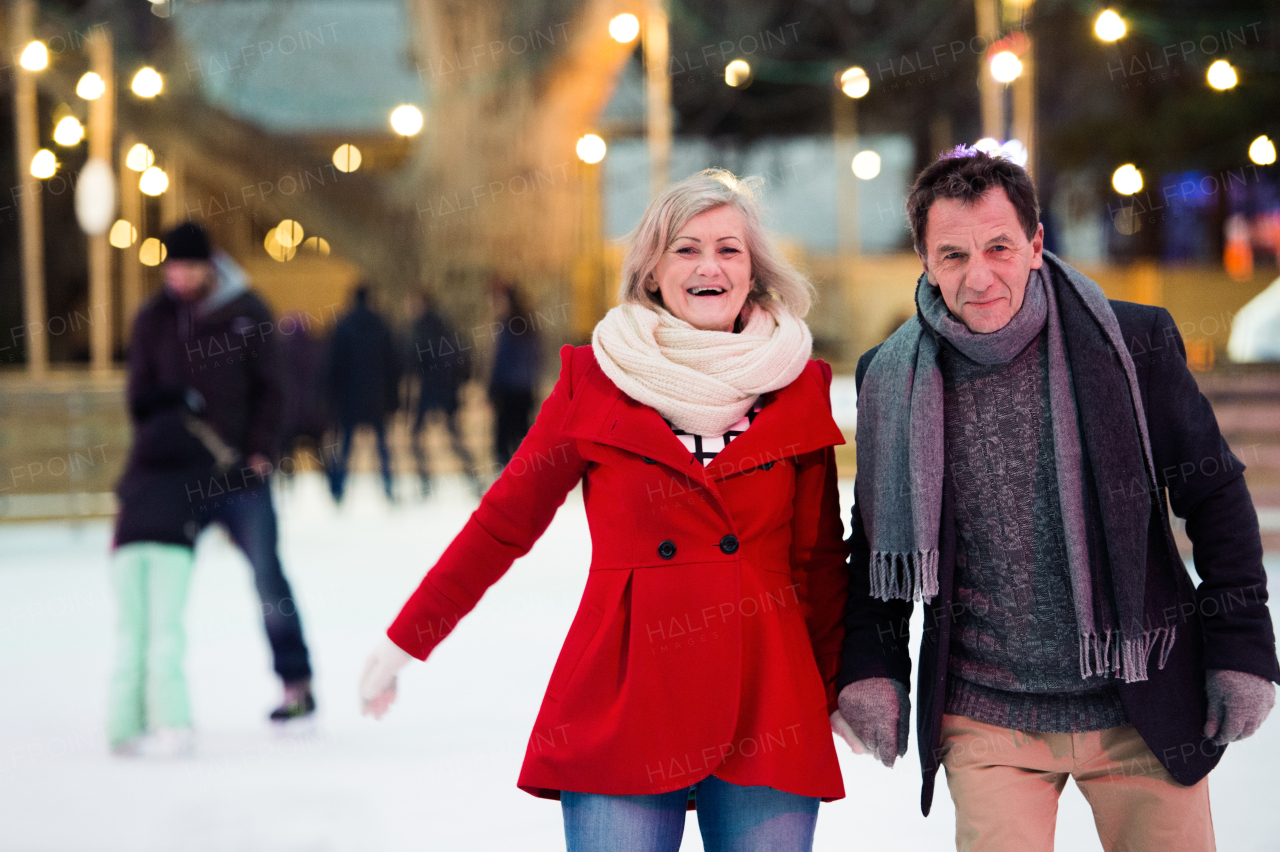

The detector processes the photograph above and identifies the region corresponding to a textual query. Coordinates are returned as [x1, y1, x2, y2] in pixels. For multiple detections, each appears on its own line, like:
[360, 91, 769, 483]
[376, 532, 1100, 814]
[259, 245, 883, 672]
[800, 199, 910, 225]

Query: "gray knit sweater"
[940, 332, 1127, 733]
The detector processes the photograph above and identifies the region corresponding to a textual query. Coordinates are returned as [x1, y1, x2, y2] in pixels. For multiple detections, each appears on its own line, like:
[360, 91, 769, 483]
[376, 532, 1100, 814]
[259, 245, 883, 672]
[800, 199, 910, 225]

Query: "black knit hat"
[162, 221, 211, 261]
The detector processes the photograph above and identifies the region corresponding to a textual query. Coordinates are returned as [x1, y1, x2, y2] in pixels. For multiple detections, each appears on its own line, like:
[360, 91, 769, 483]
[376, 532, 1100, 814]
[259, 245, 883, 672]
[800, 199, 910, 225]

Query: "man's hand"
[837, 678, 910, 767]
[1204, 669, 1276, 746]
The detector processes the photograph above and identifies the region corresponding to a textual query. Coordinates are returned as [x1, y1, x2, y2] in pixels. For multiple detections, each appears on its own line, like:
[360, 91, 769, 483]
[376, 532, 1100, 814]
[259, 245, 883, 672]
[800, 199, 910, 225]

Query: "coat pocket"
[546, 605, 605, 702]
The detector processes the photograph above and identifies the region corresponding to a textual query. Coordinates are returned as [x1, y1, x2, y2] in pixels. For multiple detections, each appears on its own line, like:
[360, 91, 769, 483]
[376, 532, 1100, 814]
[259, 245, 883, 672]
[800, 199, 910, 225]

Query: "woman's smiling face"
[649, 205, 753, 332]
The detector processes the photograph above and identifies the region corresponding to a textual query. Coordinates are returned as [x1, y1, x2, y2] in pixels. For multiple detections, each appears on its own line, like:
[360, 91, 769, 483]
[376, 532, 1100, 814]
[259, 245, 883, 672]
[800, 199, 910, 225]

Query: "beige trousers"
[939, 714, 1215, 852]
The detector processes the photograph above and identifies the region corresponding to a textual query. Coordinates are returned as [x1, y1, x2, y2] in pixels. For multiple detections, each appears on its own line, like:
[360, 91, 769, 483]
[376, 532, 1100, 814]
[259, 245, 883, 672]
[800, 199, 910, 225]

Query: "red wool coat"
[388, 345, 849, 801]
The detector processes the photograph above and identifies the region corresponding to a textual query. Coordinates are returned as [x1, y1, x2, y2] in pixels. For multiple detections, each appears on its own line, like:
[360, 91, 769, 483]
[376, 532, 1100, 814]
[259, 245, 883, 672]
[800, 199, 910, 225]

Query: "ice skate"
[270, 679, 317, 734]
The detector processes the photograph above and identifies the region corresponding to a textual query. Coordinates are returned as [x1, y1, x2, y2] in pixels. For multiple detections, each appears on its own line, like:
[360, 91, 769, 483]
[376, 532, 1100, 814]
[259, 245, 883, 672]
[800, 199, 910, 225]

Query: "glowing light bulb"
[989, 51, 1023, 83]
[264, 228, 296, 262]
[1094, 10, 1126, 42]
[139, 166, 169, 196]
[53, 116, 85, 146]
[1207, 60, 1237, 90]
[725, 59, 752, 87]
[131, 67, 163, 98]
[276, 219, 304, 248]
[77, 72, 106, 100]
[609, 14, 640, 43]
[1112, 164, 1143, 195]
[840, 66, 869, 98]
[1248, 135, 1276, 166]
[390, 105, 424, 136]
[125, 143, 155, 172]
[852, 151, 881, 180]
[20, 41, 48, 71]
[333, 143, 362, 173]
[302, 236, 331, 256]
[30, 149, 57, 178]
[109, 219, 138, 249]
[139, 237, 167, 266]
[576, 134, 606, 164]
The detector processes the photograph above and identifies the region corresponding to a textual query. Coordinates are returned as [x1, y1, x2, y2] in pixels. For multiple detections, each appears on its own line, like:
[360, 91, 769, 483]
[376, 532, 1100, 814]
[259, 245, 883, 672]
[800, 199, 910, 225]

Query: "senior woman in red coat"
[358, 169, 850, 852]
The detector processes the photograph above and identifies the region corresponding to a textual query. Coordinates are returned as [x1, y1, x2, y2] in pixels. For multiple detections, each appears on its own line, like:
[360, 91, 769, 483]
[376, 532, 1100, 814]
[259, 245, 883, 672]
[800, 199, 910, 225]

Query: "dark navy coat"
[324, 303, 401, 427]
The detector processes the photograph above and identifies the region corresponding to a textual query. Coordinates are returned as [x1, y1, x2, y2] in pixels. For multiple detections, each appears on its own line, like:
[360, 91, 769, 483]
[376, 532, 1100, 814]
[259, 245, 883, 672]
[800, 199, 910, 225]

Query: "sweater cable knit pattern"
[941, 333, 1127, 733]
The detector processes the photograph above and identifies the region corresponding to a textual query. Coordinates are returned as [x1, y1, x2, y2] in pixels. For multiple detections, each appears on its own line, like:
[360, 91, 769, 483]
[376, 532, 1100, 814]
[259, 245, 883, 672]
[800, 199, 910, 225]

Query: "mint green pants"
[108, 542, 195, 746]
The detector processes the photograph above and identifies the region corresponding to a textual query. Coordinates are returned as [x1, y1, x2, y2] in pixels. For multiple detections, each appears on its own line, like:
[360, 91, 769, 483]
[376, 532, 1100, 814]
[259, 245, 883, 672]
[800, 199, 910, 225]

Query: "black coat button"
[719, 534, 739, 555]
[658, 540, 677, 559]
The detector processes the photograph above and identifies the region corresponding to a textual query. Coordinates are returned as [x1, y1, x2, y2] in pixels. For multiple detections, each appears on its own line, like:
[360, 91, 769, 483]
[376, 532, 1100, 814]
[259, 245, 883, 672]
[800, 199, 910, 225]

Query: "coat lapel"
[559, 354, 714, 488]
[705, 363, 846, 481]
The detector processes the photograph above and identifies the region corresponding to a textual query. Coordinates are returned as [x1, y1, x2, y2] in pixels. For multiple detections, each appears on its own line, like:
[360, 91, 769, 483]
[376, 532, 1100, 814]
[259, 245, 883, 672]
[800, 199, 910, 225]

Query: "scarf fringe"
[870, 549, 939, 603]
[1078, 627, 1178, 683]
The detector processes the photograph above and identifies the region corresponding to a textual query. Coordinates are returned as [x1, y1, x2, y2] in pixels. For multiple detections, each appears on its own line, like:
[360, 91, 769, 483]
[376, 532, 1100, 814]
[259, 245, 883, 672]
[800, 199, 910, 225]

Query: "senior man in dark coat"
[835, 149, 1278, 851]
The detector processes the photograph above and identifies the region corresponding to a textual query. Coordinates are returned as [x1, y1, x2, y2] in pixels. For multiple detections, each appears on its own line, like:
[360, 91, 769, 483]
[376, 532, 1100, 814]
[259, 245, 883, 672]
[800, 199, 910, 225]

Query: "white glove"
[359, 636, 413, 719]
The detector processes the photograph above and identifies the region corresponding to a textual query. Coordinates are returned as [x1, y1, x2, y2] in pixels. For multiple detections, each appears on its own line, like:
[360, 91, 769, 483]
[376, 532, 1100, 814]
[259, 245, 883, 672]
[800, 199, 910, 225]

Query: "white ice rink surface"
[3, 473, 1279, 852]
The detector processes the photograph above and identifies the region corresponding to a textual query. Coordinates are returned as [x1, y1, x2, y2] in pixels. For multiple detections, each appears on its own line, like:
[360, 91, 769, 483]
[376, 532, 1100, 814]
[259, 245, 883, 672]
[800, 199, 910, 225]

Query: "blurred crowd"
[279, 277, 542, 503]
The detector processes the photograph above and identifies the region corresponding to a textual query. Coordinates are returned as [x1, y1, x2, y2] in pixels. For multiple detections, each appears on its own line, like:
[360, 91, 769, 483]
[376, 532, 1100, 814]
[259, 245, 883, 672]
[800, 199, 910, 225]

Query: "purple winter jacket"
[126, 281, 283, 464]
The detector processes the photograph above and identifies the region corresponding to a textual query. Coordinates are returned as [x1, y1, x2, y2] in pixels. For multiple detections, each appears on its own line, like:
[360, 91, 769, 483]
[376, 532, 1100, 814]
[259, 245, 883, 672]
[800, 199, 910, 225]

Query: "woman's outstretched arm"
[387, 346, 589, 661]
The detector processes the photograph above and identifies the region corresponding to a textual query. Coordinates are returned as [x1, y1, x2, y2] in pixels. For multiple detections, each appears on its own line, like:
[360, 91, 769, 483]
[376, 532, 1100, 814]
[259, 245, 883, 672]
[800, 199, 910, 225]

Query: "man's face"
[164, 259, 214, 302]
[918, 187, 1044, 333]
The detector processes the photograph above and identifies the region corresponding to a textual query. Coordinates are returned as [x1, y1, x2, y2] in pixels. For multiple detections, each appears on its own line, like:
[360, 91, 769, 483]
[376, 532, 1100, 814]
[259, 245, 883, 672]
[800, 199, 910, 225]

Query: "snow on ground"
[2, 473, 1279, 851]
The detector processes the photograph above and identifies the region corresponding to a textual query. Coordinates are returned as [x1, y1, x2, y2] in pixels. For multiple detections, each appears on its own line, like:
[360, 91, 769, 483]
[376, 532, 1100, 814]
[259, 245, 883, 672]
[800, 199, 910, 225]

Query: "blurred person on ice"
[122, 221, 316, 725]
[404, 288, 480, 497]
[108, 361, 235, 755]
[487, 279, 541, 468]
[323, 285, 402, 503]
[277, 310, 331, 481]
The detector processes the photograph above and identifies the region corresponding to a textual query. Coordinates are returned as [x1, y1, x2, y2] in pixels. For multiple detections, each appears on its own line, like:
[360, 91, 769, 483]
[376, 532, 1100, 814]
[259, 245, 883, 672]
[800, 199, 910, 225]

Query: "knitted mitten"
[1204, 669, 1276, 745]
[837, 678, 910, 767]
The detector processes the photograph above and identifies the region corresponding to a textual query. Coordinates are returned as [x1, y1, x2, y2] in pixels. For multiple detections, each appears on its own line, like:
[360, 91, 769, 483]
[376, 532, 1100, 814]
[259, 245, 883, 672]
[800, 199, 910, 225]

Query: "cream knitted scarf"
[591, 301, 813, 435]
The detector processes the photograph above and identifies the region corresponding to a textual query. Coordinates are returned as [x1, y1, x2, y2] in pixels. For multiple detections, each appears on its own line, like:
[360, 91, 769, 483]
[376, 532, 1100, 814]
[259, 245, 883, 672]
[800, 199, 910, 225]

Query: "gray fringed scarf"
[856, 252, 1177, 683]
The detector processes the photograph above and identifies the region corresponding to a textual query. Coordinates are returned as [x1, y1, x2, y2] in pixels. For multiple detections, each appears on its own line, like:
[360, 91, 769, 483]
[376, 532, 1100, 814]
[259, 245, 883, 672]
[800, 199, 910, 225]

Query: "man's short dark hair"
[906, 148, 1040, 255]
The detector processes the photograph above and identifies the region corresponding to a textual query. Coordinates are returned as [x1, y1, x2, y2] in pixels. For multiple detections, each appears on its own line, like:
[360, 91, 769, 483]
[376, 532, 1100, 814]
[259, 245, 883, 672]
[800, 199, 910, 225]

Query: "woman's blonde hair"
[617, 169, 814, 318]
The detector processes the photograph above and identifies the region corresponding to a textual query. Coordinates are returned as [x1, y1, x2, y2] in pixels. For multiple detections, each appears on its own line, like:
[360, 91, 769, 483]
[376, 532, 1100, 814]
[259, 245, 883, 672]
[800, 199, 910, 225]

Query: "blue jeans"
[562, 775, 819, 852]
[198, 481, 312, 683]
